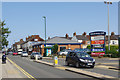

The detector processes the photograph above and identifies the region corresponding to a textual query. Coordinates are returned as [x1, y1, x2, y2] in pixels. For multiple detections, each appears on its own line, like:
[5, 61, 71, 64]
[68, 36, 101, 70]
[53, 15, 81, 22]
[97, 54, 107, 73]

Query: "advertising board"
[91, 40, 104, 44]
[89, 31, 106, 56]
[46, 49, 51, 56]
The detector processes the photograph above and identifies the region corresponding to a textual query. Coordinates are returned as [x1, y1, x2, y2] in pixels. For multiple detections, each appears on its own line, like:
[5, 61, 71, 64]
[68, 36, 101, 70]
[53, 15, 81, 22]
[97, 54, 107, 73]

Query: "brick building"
[33, 36, 82, 56]
[21, 35, 44, 54]
[12, 39, 24, 51]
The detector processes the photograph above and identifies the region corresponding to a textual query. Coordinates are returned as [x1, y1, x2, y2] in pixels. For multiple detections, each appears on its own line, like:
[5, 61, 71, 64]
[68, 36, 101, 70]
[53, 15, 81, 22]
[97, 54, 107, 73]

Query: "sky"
[2, 2, 118, 48]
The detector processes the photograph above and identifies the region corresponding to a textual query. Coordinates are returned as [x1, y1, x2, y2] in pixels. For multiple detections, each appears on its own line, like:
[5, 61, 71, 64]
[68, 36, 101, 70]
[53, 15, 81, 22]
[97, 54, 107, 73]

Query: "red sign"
[91, 52, 105, 56]
[91, 40, 104, 44]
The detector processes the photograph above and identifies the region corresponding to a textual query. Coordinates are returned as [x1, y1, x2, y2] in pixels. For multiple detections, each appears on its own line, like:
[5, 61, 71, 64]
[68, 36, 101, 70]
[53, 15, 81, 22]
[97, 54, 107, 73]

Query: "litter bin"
[2, 54, 6, 64]
[35, 55, 38, 61]
[54, 56, 58, 65]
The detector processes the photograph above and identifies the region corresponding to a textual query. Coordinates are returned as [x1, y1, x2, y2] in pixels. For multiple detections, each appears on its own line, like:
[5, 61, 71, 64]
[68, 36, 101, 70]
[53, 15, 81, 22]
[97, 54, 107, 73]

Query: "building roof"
[106, 35, 119, 40]
[76, 35, 89, 41]
[21, 35, 44, 45]
[46, 37, 80, 43]
[33, 37, 81, 46]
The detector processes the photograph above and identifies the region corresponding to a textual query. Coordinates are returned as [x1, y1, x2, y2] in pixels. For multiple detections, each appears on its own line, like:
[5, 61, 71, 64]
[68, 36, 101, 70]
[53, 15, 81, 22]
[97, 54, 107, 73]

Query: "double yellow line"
[7, 57, 37, 80]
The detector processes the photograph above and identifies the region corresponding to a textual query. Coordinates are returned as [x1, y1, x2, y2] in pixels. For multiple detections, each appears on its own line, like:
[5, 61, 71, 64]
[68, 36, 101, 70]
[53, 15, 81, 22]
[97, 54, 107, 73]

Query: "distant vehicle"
[8, 51, 13, 54]
[65, 51, 95, 68]
[58, 49, 72, 55]
[30, 52, 42, 60]
[17, 49, 23, 55]
[13, 52, 18, 55]
[21, 52, 28, 57]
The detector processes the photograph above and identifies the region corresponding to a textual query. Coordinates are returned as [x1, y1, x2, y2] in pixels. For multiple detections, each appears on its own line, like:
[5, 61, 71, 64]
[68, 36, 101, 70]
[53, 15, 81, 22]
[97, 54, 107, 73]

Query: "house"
[32, 36, 82, 56]
[106, 32, 119, 45]
[12, 39, 24, 51]
[71, 32, 90, 48]
[21, 35, 44, 54]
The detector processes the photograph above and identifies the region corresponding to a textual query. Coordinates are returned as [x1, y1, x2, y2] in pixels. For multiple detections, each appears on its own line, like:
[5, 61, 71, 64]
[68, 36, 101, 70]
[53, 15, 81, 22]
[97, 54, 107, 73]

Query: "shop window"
[60, 46, 66, 51]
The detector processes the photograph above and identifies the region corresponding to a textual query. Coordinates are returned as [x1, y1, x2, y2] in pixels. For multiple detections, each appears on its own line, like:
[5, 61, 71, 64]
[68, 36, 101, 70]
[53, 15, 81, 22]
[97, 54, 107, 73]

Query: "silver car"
[30, 52, 42, 60]
[21, 52, 28, 57]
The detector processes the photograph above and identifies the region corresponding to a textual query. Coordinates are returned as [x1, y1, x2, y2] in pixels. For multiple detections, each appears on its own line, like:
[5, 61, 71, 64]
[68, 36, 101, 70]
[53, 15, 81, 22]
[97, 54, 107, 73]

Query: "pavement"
[0, 53, 26, 79]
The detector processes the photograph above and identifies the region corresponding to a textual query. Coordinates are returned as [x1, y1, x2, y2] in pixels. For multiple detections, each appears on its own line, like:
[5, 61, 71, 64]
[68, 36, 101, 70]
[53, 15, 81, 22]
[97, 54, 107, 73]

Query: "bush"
[52, 44, 58, 55]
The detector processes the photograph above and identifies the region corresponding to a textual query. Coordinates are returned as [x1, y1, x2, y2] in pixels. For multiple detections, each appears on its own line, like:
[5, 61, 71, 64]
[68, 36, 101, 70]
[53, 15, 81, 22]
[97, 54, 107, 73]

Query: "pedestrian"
[2, 52, 6, 64]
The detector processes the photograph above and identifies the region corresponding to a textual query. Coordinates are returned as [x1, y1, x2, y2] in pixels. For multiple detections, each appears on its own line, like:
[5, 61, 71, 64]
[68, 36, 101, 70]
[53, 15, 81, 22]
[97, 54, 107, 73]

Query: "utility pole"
[43, 16, 46, 56]
[104, 1, 112, 52]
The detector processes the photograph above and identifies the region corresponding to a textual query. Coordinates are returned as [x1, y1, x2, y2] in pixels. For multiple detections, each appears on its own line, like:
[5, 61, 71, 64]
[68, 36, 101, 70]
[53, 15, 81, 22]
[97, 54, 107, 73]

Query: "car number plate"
[88, 63, 92, 65]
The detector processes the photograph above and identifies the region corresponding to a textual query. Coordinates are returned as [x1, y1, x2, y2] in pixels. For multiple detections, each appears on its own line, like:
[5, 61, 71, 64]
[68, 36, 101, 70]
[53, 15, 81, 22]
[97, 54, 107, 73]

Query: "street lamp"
[43, 16, 46, 56]
[104, 1, 112, 52]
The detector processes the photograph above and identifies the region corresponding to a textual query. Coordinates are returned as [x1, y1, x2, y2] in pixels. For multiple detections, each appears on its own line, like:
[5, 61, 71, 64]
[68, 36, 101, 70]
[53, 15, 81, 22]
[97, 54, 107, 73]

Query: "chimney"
[65, 34, 69, 39]
[48, 37, 50, 40]
[111, 32, 115, 36]
[73, 32, 76, 36]
[26, 37, 28, 41]
[20, 39, 23, 42]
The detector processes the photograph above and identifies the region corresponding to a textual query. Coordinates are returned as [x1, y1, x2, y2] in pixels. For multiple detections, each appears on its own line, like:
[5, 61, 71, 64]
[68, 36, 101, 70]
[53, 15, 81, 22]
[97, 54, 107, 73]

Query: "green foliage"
[87, 45, 119, 58]
[87, 45, 91, 49]
[105, 45, 119, 58]
[0, 20, 11, 49]
[52, 44, 58, 54]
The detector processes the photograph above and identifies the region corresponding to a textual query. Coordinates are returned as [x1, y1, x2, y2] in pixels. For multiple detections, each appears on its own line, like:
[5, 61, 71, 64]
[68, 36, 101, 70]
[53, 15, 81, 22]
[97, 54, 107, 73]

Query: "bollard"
[35, 55, 38, 61]
[54, 56, 58, 66]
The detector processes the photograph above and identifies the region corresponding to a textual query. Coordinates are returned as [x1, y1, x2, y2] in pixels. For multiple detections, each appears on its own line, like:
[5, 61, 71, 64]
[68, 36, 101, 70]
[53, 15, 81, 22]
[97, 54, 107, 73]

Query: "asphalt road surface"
[7, 55, 100, 79]
[42, 58, 119, 78]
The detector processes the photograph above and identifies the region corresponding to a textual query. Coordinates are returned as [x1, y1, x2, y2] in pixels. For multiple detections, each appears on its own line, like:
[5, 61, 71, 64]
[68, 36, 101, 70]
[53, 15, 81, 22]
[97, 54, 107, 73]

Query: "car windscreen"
[76, 52, 90, 58]
[23, 52, 27, 54]
[34, 53, 40, 55]
[74, 49, 84, 52]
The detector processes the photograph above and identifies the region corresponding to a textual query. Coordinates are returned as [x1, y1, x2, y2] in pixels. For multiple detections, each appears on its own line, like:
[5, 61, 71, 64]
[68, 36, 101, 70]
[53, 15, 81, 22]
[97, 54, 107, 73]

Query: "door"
[72, 52, 78, 65]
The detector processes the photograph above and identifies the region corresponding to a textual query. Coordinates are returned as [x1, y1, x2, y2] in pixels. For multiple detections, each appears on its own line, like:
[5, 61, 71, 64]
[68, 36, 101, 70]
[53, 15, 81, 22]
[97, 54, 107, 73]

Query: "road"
[7, 55, 100, 79]
[42, 57, 119, 78]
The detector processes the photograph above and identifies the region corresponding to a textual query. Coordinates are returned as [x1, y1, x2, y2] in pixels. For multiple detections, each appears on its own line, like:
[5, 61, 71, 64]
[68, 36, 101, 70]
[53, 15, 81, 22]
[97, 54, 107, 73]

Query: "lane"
[42, 58, 119, 78]
[7, 55, 99, 79]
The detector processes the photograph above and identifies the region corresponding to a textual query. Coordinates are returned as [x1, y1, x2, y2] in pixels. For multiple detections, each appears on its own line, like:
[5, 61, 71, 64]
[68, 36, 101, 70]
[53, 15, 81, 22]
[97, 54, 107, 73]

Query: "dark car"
[30, 52, 42, 60]
[65, 51, 95, 68]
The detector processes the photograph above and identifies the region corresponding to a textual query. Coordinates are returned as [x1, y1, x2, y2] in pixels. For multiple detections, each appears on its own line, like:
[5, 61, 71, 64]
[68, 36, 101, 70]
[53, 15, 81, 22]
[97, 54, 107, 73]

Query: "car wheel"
[75, 62, 80, 68]
[90, 66, 94, 68]
[65, 61, 69, 66]
[40, 58, 42, 60]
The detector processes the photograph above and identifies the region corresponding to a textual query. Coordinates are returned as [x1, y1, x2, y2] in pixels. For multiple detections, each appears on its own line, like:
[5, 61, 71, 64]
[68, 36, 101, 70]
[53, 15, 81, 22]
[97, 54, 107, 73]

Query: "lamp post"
[43, 16, 46, 56]
[104, 1, 112, 51]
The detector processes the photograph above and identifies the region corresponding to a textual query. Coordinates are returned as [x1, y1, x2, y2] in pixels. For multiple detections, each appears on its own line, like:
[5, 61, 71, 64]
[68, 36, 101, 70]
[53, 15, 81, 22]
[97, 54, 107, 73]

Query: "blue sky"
[2, 2, 118, 47]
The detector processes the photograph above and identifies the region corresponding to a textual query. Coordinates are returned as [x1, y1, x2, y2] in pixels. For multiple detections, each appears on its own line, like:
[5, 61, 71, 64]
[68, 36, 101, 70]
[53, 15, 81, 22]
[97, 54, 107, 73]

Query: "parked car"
[30, 52, 42, 60]
[21, 52, 28, 57]
[13, 52, 18, 55]
[58, 49, 72, 55]
[65, 51, 95, 68]
[18, 49, 23, 55]
[8, 51, 13, 55]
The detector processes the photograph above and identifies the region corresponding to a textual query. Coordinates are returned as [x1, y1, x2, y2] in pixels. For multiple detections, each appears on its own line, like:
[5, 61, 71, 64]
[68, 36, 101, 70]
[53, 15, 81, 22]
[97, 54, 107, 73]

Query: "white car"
[58, 49, 72, 55]
[21, 52, 28, 57]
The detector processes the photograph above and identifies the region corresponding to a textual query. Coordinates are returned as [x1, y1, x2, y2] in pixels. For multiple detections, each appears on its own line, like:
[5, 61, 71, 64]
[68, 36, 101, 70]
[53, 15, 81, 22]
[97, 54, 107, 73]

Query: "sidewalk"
[0, 53, 26, 78]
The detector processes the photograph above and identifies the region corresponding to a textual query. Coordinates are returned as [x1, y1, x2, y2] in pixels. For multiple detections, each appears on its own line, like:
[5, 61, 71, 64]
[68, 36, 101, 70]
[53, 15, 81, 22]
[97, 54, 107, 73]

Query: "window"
[112, 41, 115, 44]
[69, 52, 73, 57]
[60, 46, 66, 51]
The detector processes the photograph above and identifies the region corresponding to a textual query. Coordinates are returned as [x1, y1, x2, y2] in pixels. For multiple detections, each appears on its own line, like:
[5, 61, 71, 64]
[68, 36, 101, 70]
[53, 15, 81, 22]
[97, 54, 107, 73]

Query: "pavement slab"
[1, 54, 26, 78]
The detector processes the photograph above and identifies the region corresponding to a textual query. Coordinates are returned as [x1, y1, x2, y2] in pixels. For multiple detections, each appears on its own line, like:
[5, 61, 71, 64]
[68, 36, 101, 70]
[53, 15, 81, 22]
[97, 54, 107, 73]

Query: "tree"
[0, 20, 11, 49]
[52, 44, 58, 55]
